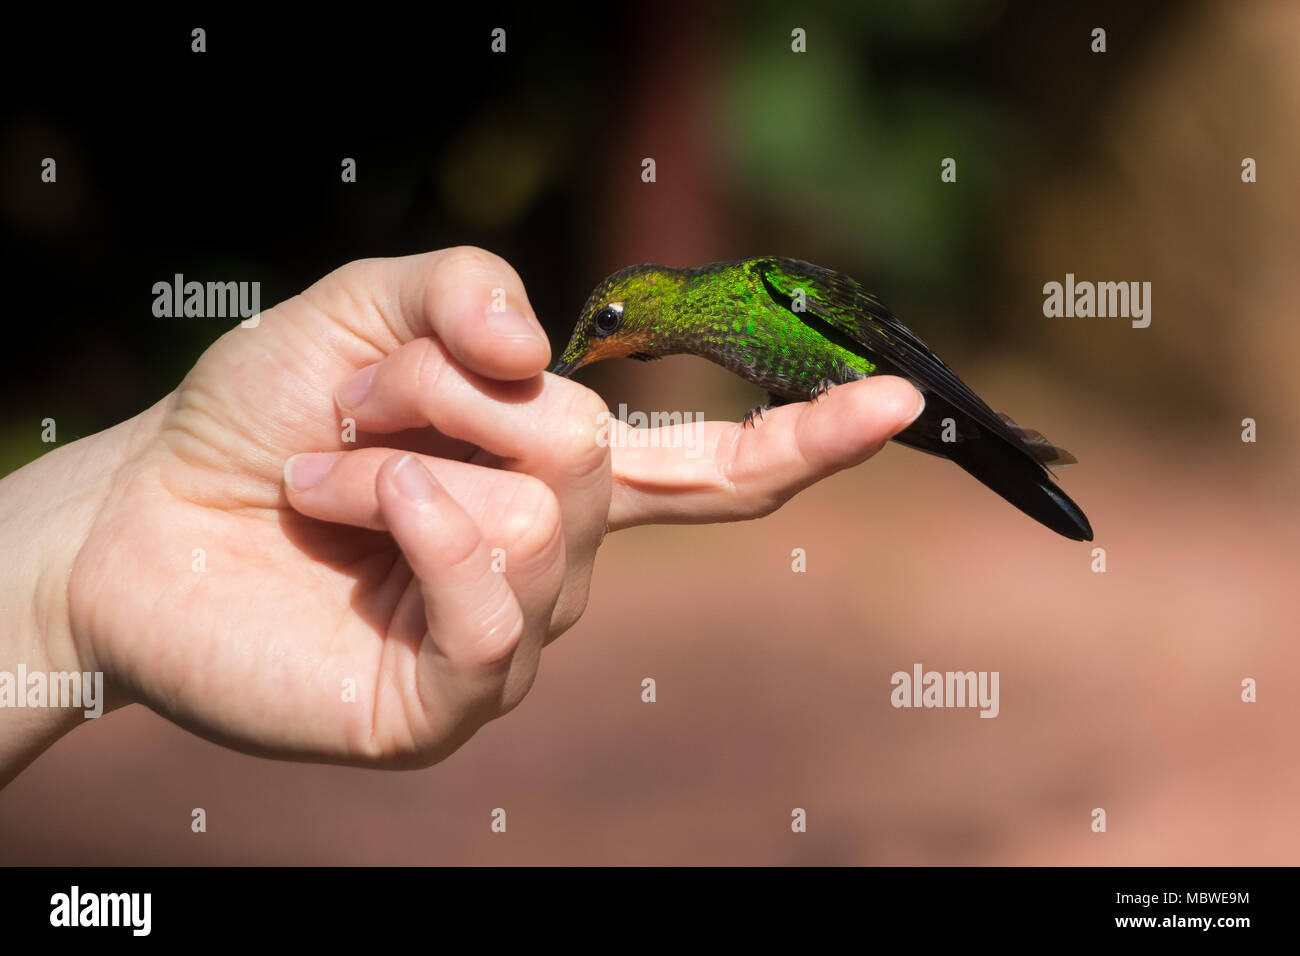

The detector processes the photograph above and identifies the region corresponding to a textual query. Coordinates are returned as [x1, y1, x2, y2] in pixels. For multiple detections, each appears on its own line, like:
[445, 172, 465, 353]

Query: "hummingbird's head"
[549, 264, 686, 376]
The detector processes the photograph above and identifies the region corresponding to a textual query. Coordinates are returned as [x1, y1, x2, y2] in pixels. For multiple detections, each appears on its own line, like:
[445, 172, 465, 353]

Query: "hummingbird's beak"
[548, 357, 579, 377]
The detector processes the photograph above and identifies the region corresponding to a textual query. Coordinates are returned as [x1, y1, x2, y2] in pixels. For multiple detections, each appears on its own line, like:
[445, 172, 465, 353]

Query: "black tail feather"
[944, 434, 1093, 541]
[889, 398, 1093, 541]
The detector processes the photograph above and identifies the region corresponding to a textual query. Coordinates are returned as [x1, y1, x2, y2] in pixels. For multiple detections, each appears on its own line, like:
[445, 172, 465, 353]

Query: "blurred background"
[2, 1, 1298, 864]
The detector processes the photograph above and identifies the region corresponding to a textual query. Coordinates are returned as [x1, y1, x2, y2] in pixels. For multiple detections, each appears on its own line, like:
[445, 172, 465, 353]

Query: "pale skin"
[0, 247, 924, 788]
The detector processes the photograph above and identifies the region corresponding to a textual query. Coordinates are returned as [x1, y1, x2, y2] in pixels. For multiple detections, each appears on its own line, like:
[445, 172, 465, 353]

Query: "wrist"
[0, 397, 166, 786]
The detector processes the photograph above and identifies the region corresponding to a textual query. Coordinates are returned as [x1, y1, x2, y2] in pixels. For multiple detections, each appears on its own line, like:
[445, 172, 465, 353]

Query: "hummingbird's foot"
[809, 378, 837, 403]
[745, 391, 794, 426]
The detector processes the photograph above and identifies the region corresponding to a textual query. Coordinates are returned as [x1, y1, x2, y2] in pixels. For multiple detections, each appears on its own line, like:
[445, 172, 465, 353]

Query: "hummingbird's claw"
[809, 378, 836, 402]
[742, 404, 769, 429]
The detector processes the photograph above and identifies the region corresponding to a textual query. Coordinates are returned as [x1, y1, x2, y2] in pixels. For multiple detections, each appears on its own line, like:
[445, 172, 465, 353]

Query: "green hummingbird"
[549, 257, 1093, 541]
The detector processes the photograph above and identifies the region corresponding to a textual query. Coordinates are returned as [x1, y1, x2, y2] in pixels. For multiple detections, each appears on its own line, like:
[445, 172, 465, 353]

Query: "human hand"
[0, 248, 923, 783]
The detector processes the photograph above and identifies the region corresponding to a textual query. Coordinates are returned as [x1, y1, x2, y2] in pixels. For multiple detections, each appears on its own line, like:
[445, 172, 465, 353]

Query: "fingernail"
[393, 454, 436, 501]
[486, 306, 543, 340]
[336, 364, 377, 412]
[905, 390, 926, 427]
[285, 452, 341, 492]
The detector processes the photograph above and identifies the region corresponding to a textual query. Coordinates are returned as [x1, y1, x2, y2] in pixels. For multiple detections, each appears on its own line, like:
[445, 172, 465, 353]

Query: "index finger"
[606, 376, 924, 529]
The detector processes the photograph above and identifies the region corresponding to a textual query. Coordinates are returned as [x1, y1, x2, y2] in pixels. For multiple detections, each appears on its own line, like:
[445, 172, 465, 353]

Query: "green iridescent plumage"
[551, 257, 1093, 541]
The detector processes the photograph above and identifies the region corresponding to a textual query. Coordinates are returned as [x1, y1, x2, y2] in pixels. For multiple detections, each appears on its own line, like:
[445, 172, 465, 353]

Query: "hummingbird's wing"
[756, 257, 1030, 454]
[755, 258, 1091, 539]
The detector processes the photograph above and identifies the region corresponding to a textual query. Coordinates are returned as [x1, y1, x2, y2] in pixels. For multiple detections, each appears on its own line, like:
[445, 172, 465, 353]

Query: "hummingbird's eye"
[592, 303, 624, 337]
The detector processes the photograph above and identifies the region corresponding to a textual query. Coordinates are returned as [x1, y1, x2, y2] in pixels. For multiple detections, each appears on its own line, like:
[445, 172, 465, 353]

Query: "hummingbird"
[549, 257, 1093, 541]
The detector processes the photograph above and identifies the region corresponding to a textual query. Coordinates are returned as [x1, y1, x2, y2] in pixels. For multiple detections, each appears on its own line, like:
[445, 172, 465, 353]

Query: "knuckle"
[437, 519, 487, 577]
[746, 492, 785, 520]
[466, 597, 525, 668]
[725, 473, 787, 521]
[425, 246, 523, 336]
[550, 576, 593, 636]
[310, 257, 385, 317]
[497, 668, 539, 715]
[715, 431, 786, 520]
[497, 478, 563, 563]
[407, 336, 449, 397]
[434, 245, 514, 287]
[328, 256, 382, 287]
[550, 389, 611, 478]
